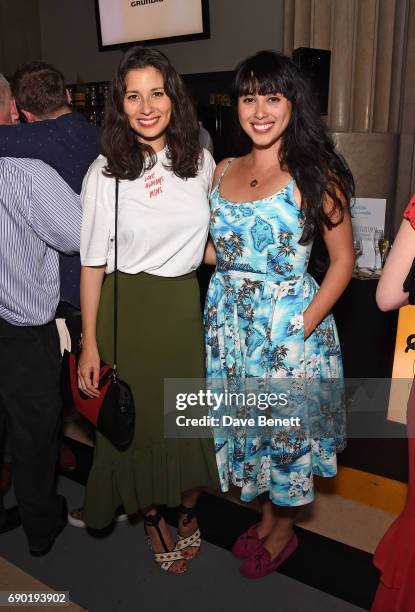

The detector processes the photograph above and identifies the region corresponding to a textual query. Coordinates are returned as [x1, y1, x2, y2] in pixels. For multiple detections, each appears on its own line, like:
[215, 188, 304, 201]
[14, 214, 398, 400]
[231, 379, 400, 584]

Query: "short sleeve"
[403, 194, 415, 230]
[80, 157, 113, 266]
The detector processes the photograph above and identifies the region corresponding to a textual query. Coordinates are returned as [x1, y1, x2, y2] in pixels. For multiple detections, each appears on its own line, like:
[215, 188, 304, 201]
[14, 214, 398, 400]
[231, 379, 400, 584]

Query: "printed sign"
[97, 0, 206, 47]
[351, 198, 386, 271]
[388, 305, 415, 424]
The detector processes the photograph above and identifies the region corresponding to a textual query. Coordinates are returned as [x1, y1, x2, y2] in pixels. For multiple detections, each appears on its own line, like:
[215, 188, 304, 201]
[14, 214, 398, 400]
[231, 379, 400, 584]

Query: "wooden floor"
[0, 557, 85, 611]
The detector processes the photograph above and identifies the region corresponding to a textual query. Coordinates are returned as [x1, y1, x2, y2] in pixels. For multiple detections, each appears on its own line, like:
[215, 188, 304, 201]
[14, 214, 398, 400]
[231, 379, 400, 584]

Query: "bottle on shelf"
[84, 86, 91, 110]
[66, 80, 110, 125]
[71, 86, 85, 110]
[88, 85, 98, 125]
[66, 86, 74, 105]
[99, 83, 109, 127]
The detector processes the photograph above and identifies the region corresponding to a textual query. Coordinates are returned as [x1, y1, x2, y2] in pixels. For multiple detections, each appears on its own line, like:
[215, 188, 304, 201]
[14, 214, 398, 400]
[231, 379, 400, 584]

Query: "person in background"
[196, 101, 214, 156]
[204, 50, 355, 579]
[372, 194, 415, 612]
[0, 61, 101, 471]
[0, 74, 19, 496]
[0, 61, 100, 312]
[0, 157, 81, 555]
[0, 74, 19, 125]
[199, 119, 214, 156]
[75, 46, 218, 574]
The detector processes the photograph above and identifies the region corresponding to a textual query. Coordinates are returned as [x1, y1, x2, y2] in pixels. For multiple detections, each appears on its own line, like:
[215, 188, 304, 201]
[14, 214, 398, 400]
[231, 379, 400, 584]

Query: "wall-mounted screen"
[95, 0, 210, 50]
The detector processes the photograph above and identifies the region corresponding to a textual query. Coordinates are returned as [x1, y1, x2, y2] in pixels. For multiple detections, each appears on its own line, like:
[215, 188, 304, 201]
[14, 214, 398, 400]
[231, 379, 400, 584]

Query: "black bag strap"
[113, 178, 119, 376]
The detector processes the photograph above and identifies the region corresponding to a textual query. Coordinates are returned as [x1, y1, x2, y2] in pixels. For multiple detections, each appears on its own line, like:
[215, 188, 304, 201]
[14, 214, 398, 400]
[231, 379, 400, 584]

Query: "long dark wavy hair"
[233, 50, 354, 243]
[102, 46, 201, 180]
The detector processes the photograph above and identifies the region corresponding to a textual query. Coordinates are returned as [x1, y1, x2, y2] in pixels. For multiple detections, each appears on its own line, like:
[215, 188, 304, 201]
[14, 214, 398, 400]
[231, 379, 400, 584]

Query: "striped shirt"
[0, 112, 100, 308]
[0, 158, 81, 326]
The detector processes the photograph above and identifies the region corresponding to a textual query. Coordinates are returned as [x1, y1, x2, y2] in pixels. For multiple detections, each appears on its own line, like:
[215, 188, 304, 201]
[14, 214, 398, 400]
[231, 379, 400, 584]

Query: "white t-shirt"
[80, 148, 215, 276]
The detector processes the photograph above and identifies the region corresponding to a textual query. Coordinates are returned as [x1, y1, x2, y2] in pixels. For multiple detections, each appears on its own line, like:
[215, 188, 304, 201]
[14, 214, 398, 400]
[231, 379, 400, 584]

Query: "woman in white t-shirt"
[73, 46, 219, 574]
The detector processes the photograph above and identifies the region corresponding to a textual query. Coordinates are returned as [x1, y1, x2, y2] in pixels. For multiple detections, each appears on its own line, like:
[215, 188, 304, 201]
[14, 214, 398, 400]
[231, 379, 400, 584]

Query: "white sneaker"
[68, 507, 128, 528]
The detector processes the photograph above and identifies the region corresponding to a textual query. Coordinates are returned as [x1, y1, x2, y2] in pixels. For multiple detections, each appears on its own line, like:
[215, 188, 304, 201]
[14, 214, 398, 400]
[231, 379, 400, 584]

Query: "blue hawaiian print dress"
[205, 159, 346, 507]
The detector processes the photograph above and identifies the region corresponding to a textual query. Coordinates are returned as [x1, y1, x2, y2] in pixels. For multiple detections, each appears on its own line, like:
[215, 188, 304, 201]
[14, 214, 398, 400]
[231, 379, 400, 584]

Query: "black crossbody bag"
[66, 178, 135, 450]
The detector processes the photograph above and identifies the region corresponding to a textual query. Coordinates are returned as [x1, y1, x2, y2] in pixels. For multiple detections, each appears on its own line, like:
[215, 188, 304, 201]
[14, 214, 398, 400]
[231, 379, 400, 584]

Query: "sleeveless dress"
[371, 196, 415, 612]
[205, 159, 346, 507]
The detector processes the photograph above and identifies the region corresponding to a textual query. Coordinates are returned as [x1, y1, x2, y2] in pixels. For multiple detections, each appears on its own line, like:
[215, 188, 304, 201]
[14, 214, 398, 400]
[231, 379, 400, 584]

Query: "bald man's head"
[0, 74, 19, 125]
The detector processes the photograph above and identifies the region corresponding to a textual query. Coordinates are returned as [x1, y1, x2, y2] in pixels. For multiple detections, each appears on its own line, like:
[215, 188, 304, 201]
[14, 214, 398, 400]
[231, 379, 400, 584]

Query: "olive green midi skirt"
[83, 271, 219, 529]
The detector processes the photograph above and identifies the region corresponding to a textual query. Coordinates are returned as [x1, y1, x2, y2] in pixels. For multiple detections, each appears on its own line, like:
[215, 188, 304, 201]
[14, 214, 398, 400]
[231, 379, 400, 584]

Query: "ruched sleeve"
[80, 156, 113, 267]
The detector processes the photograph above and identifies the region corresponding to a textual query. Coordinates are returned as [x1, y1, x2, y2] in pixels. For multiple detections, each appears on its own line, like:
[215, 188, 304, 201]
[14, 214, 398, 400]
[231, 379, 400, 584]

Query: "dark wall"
[38, 0, 283, 82]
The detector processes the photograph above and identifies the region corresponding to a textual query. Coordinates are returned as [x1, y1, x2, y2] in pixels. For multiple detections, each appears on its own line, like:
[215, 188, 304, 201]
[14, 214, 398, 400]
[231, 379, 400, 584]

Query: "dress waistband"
[212, 270, 318, 298]
[214, 268, 307, 283]
[106, 270, 197, 283]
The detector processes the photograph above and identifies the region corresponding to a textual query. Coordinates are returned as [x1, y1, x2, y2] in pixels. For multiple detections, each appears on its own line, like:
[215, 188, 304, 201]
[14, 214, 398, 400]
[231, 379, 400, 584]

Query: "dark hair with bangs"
[102, 46, 201, 181]
[233, 50, 354, 244]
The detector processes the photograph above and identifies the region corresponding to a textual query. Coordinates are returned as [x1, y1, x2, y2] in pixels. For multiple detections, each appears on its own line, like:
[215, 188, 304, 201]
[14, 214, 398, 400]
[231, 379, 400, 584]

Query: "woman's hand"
[78, 265, 106, 398]
[303, 310, 315, 340]
[78, 342, 101, 398]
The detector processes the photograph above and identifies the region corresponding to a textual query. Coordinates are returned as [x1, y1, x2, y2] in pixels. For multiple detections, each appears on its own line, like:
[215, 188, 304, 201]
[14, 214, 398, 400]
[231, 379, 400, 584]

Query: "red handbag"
[65, 178, 135, 450]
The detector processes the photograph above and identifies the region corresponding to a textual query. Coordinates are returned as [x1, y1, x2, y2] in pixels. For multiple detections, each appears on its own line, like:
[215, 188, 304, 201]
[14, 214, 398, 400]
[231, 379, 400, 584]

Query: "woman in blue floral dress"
[204, 51, 355, 578]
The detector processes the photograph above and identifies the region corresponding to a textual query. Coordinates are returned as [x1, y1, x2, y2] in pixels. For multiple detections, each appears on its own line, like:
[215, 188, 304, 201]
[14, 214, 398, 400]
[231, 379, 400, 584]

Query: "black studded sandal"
[176, 504, 201, 559]
[144, 511, 186, 573]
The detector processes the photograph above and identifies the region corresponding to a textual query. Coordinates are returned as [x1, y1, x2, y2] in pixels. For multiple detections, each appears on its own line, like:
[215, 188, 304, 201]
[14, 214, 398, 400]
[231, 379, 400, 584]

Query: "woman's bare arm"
[376, 219, 415, 312]
[203, 158, 231, 266]
[204, 238, 217, 265]
[78, 265, 106, 397]
[303, 203, 355, 339]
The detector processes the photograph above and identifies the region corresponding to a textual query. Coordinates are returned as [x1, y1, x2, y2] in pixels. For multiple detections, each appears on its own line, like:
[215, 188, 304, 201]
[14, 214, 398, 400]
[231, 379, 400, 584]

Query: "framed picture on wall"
[351, 197, 386, 274]
[95, 0, 210, 51]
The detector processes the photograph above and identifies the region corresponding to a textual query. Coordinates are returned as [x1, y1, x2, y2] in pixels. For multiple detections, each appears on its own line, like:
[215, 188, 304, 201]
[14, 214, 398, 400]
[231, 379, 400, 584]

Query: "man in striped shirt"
[0, 157, 81, 556]
[0, 62, 101, 474]
[0, 61, 100, 309]
[0, 75, 19, 497]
